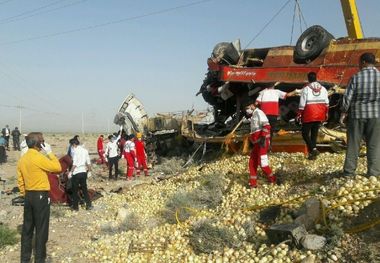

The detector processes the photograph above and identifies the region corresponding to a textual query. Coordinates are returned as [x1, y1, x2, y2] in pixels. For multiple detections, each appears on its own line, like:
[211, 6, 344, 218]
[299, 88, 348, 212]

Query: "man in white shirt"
[68, 138, 92, 211]
[104, 131, 122, 180]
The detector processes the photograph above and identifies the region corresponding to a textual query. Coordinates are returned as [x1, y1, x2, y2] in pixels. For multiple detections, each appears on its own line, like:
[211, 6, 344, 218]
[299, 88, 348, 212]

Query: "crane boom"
[340, 0, 363, 39]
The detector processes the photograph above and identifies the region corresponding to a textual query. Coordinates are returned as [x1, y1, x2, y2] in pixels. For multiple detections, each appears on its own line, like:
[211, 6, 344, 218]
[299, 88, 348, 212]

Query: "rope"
[222, 118, 244, 152]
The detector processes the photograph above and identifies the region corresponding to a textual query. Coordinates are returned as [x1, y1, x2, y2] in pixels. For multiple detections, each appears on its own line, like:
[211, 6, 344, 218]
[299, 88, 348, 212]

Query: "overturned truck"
[186, 25, 380, 153]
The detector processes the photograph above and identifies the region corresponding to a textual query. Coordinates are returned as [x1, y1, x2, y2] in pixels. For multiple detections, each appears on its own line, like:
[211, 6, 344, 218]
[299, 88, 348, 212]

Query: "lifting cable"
[243, 0, 292, 50]
[290, 0, 308, 45]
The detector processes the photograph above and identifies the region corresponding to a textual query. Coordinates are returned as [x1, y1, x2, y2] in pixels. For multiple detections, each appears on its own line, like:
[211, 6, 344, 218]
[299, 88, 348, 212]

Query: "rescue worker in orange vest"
[135, 132, 149, 176]
[245, 101, 276, 188]
[124, 134, 137, 180]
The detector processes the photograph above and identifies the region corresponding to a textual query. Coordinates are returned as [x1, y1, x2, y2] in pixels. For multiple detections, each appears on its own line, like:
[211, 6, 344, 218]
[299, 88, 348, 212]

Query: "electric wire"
[0, 0, 213, 46]
[0, 62, 64, 112]
[0, 0, 88, 26]
[0, 0, 66, 23]
[243, 0, 292, 49]
[0, 103, 61, 115]
[0, 0, 15, 5]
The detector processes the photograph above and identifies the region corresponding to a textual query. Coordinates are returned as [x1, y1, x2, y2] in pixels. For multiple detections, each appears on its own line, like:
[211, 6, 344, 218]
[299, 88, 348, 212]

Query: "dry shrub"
[154, 157, 185, 175]
[162, 173, 226, 224]
[119, 212, 142, 232]
[101, 212, 142, 234]
[161, 191, 195, 224]
[242, 220, 257, 244]
[0, 224, 18, 248]
[189, 220, 239, 254]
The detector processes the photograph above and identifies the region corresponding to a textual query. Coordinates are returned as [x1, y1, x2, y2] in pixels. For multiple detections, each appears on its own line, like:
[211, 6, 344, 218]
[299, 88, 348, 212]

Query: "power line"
[0, 103, 60, 115]
[0, 63, 64, 111]
[0, 0, 15, 5]
[0, 0, 66, 23]
[0, 0, 213, 46]
[244, 0, 292, 49]
[0, 0, 88, 26]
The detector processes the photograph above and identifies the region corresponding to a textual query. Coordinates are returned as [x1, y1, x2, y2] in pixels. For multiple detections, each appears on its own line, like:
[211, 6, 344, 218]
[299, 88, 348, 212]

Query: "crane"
[340, 0, 363, 39]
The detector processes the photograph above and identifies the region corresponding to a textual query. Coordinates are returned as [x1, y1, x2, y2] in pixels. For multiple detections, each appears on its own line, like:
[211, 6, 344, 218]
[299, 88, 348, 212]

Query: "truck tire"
[294, 25, 334, 63]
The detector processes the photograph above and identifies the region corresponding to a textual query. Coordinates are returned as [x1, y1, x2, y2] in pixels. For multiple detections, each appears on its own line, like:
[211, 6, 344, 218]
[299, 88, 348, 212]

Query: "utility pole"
[107, 119, 110, 134]
[18, 106, 22, 132]
[81, 112, 84, 135]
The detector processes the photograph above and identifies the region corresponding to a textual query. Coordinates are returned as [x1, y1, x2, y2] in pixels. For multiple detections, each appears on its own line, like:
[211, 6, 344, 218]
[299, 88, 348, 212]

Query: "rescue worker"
[135, 132, 149, 176]
[96, 135, 106, 164]
[12, 126, 21, 151]
[256, 82, 296, 146]
[245, 101, 276, 188]
[297, 72, 329, 160]
[124, 134, 137, 180]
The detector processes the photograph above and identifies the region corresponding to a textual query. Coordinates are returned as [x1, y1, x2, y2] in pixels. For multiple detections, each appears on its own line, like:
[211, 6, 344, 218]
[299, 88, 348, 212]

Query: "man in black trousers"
[17, 132, 61, 263]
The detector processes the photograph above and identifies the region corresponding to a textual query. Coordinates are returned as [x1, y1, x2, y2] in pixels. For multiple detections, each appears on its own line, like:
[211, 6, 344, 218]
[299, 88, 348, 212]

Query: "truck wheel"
[294, 25, 334, 63]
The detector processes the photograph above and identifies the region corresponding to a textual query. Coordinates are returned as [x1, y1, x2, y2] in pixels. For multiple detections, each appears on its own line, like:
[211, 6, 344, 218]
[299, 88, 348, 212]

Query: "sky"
[0, 0, 380, 133]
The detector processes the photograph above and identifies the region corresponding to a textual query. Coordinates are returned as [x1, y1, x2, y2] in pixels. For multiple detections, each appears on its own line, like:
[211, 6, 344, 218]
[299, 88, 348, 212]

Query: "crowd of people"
[97, 128, 149, 180]
[0, 125, 23, 164]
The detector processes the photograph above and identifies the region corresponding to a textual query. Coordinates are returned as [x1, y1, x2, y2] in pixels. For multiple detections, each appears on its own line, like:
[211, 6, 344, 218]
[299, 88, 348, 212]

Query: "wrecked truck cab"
[114, 94, 149, 134]
[115, 94, 191, 158]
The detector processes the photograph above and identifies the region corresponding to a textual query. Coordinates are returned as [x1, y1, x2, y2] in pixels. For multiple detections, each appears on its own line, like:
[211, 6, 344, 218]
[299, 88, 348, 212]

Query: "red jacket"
[97, 137, 103, 152]
[298, 82, 329, 123]
[135, 140, 146, 159]
[249, 108, 271, 143]
[256, 88, 287, 116]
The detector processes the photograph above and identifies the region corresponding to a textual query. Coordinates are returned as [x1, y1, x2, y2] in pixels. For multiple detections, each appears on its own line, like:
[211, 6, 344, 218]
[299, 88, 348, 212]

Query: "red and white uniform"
[97, 136, 106, 164]
[248, 108, 276, 188]
[256, 88, 287, 116]
[298, 82, 329, 123]
[124, 140, 136, 179]
[135, 139, 148, 176]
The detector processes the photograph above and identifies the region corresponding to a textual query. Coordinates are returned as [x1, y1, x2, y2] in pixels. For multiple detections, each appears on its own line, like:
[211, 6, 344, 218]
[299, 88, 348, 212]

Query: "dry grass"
[0, 224, 18, 248]
[189, 219, 239, 254]
[161, 173, 226, 224]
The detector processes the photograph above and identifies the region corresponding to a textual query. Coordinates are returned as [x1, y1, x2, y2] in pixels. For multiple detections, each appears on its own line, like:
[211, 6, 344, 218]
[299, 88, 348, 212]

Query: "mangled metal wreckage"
[188, 24, 380, 152]
[114, 92, 347, 154]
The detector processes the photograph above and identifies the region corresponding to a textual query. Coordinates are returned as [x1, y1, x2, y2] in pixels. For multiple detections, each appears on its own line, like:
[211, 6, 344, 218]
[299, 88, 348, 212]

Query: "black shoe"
[86, 205, 94, 210]
[71, 207, 79, 212]
[311, 149, 320, 156]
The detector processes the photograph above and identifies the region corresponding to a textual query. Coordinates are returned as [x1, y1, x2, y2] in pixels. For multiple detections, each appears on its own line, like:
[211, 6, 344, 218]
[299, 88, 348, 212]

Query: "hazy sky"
[1, 0, 379, 133]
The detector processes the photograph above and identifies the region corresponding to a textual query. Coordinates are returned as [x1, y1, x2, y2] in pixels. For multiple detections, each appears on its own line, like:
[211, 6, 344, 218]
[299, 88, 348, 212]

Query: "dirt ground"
[0, 133, 161, 263]
[1, 134, 380, 263]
